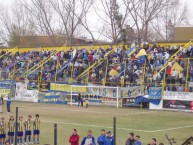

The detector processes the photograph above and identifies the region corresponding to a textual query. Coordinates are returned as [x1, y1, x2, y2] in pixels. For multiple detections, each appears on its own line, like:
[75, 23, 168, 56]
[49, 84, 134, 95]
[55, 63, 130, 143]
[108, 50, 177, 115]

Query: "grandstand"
[0, 40, 193, 145]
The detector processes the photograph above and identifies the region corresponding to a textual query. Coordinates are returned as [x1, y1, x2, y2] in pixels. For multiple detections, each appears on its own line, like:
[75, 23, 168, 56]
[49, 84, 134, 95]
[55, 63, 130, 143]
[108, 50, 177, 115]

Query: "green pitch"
[1, 102, 193, 145]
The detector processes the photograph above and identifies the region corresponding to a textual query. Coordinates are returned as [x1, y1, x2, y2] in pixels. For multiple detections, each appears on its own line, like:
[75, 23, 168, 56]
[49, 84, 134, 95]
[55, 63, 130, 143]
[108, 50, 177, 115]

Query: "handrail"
[0, 46, 18, 59]
[18, 47, 64, 79]
[154, 40, 192, 77]
[77, 42, 124, 79]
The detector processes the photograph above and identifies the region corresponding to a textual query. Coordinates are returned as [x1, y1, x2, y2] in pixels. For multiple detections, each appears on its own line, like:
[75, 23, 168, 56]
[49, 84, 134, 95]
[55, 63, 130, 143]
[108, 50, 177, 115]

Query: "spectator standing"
[78, 94, 81, 107]
[69, 129, 79, 145]
[0, 96, 3, 113]
[105, 131, 114, 145]
[81, 130, 96, 145]
[178, 71, 183, 84]
[6, 96, 12, 113]
[85, 98, 89, 108]
[133, 135, 142, 145]
[97, 129, 106, 145]
[125, 132, 135, 145]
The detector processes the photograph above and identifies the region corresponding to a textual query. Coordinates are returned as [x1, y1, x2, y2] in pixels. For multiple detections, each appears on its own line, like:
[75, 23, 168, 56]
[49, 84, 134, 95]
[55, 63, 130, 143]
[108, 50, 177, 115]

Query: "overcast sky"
[1, 0, 192, 23]
[0, 0, 192, 41]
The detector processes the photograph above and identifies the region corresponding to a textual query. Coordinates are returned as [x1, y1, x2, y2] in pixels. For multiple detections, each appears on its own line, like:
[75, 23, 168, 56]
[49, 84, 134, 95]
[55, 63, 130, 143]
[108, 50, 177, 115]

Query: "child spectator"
[97, 129, 106, 145]
[105, 131, 114, 145]
[69, 129, 79, 145]
[81, 130, 96, 145]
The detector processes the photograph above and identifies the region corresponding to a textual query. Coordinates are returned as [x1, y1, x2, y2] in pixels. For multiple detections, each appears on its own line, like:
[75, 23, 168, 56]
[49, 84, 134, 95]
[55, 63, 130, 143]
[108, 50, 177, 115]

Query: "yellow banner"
[50, 83, 87, 92]
[0, 89, 10, 96]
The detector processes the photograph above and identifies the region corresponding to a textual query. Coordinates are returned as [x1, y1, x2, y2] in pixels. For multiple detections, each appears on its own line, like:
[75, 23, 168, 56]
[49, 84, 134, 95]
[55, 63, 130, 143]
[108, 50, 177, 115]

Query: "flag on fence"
[172, 62, 183, 74]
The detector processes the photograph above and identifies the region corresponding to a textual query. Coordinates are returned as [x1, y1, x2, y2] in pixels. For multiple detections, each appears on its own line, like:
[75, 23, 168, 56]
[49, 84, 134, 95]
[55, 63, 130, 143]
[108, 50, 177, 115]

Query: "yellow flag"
[172, 62, 183, 74]
[135, 49, 147, 58]
[109, 69, 119, 77]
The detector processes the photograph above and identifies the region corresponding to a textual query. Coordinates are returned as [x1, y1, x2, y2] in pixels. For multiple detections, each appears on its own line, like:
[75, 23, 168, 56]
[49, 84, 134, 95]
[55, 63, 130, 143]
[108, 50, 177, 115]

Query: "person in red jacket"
[69, 129, 79, 145]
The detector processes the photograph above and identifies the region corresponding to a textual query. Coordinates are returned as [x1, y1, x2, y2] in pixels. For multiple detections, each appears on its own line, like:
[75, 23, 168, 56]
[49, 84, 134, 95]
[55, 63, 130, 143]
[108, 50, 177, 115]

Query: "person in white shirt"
[171, 69, 177, 84]
[178, 71, 183, 84]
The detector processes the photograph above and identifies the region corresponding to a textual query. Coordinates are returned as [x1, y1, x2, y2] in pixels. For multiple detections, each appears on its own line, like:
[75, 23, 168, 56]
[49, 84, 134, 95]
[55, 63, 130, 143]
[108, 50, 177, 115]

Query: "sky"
[0, 0, 192, 41]
[0, 0, 193, 22]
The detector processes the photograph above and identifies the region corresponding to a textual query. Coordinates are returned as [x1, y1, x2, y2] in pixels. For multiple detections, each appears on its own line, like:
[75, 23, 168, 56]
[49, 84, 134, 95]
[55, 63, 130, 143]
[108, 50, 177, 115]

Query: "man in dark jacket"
[69, 129, 79, 145]
[0, 96, 3, 113]
[6, 96, 11, 113]
[125, 132, 135, 145]
[97, 129, 106, 145]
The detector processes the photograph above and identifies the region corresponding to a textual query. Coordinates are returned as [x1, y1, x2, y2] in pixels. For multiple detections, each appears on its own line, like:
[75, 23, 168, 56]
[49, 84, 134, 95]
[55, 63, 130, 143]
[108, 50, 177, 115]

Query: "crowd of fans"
[0, 43, 193, 93]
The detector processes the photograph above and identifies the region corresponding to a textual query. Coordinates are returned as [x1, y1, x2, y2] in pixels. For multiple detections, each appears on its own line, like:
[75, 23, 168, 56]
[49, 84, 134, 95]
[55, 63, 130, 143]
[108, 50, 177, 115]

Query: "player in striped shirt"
[0, 117, 6, 145]
[33, 114, 40, 144]
[24, 115, 33, 145]
[17, 116, 24, 145]
[8, 116, 15, 144]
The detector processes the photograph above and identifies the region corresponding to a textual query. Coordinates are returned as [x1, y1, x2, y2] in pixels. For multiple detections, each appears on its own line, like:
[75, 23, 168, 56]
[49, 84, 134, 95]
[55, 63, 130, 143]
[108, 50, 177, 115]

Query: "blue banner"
[38, 91, 67, 104]
[0, 80, 15, 89]
[149, 87, 162, 99]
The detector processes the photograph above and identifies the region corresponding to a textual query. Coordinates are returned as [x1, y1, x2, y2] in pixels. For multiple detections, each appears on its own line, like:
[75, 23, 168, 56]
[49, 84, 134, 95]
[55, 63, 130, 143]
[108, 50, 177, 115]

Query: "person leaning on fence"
[125, 132, 135, 145]
[97, 129, 106, 145]
[6, 96, 11, 113]
[69, 129, 79, 145]
[0, 96, 3, 113]
[81, 130, 96, 145]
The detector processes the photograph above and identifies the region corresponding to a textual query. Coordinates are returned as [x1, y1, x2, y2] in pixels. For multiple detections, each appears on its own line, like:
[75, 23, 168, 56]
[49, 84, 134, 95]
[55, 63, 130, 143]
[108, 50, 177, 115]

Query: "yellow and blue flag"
[71, 46, 78, 61]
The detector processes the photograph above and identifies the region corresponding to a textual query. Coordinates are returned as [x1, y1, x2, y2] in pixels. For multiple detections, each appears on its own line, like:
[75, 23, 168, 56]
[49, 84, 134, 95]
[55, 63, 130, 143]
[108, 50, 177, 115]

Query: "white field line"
[41, 120, 193, 133]
[41, 120, 152, 133]
[12, 105, 154, 116]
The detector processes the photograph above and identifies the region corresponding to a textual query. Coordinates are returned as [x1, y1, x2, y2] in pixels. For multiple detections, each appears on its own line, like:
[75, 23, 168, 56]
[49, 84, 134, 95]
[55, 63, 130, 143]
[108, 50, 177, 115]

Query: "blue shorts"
[33, 130, 40, 135]
[8, 132, 14, 136]
[17, 132, 23, 137]
[25, 130, 31, 136]
[0, 134, 6, 139]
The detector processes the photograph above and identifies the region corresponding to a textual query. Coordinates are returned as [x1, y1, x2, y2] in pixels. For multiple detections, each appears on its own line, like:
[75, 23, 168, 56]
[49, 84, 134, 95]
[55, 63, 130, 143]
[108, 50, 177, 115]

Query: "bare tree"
[93, 0, 129, 43]
[124, 0, 170, 42]
[151, 0, 190, 41]
[49, 0, 93, 45]
[19, 0, 58, 46]
[0, 2, 36, 47]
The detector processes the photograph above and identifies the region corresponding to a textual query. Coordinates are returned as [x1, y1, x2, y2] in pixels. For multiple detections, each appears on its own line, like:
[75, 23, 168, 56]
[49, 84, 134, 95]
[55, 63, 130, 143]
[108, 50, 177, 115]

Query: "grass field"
[1, 102, 193, 145]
